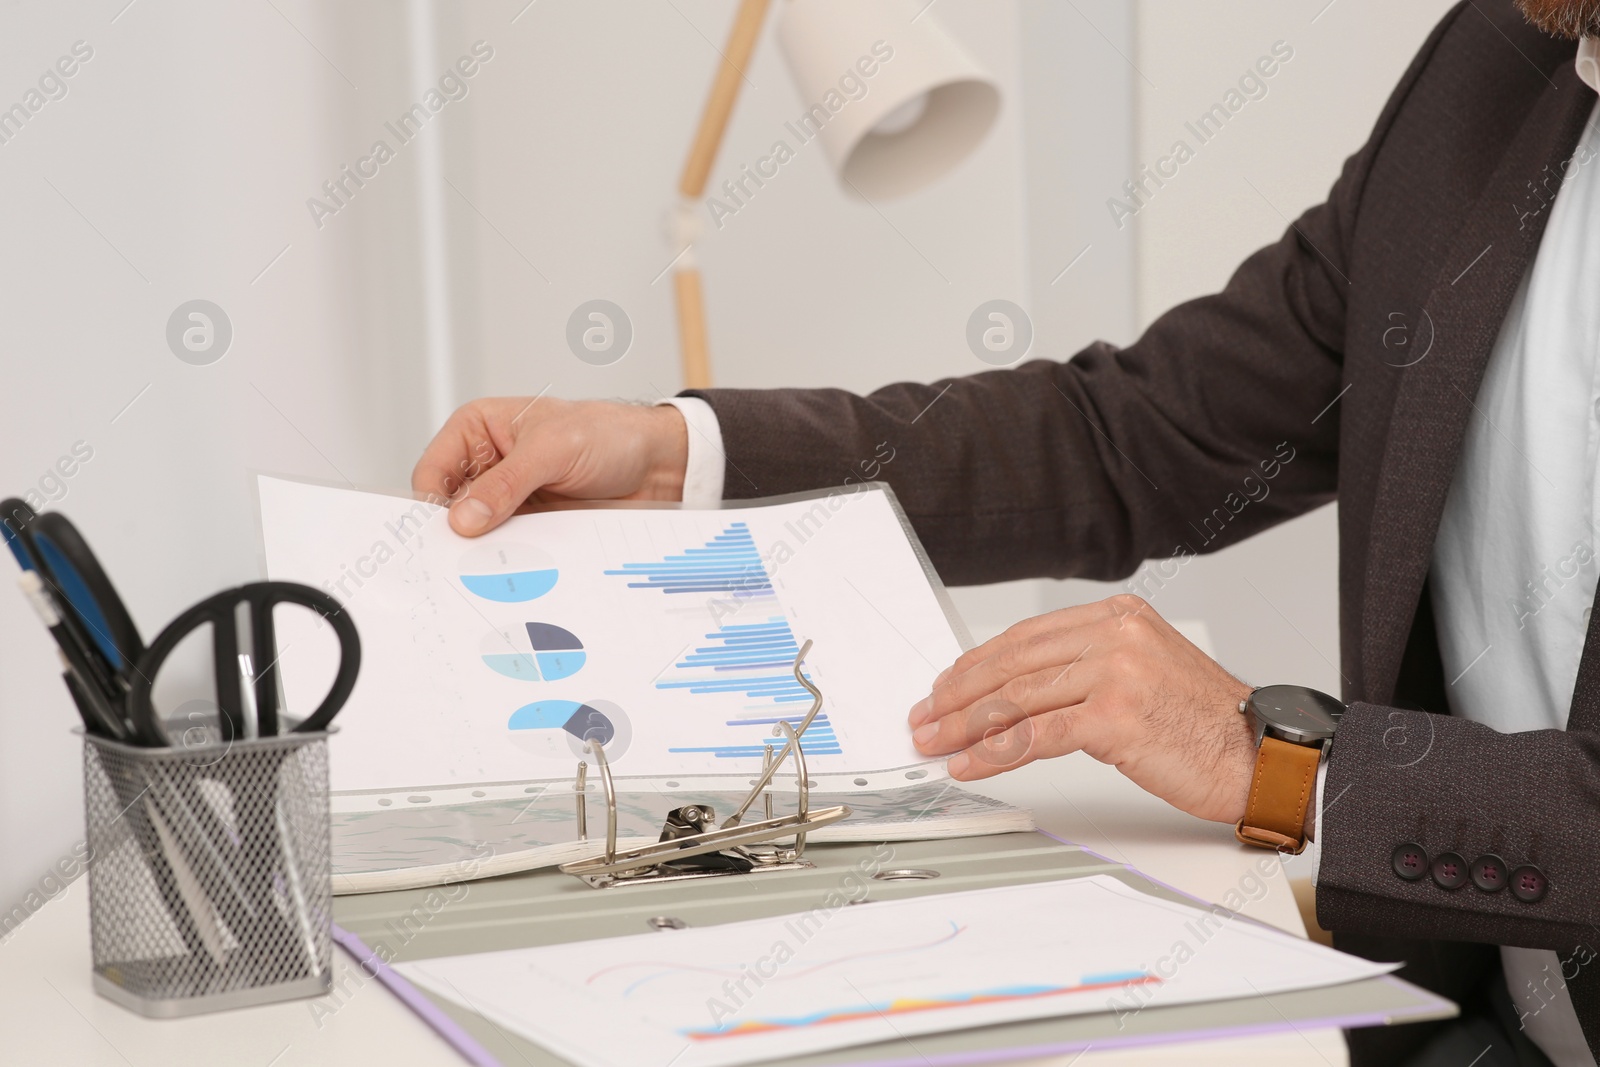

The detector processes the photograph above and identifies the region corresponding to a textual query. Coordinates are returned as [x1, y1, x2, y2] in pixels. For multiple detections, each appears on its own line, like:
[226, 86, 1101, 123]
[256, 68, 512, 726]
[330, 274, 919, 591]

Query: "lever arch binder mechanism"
[558, 640, 851, 889]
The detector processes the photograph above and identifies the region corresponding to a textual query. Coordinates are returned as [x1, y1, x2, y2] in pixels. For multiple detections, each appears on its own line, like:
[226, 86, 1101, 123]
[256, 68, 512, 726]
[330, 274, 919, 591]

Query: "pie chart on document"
[479, 623, 587, 681]
[457, 543, 558, 602]
[507, 699, 632, 762]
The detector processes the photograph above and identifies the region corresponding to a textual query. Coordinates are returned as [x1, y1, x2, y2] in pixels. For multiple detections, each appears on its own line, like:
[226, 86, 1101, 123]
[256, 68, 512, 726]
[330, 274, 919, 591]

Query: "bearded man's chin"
[1517, 0, 1600, 39]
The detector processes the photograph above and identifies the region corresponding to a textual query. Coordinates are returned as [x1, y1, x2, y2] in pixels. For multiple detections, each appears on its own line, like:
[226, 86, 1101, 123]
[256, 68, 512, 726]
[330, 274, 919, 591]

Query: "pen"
[20, 572, 129, 741]
[3, 500, 131, 738]
[239, 653, 260, 740]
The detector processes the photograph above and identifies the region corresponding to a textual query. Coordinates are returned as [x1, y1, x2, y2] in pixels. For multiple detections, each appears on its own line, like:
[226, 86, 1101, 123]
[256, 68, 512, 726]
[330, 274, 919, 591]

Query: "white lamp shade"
[776, 0, 1001, 200]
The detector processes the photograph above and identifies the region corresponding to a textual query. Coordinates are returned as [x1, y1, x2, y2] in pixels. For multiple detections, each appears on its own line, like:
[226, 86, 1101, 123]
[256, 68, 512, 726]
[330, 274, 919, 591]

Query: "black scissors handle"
[128, 582, 360, 747]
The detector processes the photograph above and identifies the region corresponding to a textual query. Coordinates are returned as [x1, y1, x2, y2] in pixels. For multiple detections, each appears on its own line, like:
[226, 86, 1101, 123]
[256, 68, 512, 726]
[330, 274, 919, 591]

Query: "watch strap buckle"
[1236, 734, 1320, 855]
[1235, 820, 1307, 854]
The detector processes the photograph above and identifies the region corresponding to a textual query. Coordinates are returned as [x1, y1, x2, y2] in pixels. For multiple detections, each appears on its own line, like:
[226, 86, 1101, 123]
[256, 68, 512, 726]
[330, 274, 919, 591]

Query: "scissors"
[126, 581, 360, 746]
[124, 581, 360, 979]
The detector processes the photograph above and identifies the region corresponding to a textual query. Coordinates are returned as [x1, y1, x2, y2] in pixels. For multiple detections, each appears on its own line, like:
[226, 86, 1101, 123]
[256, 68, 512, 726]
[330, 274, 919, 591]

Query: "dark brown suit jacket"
[689, 4, 1600, 1061]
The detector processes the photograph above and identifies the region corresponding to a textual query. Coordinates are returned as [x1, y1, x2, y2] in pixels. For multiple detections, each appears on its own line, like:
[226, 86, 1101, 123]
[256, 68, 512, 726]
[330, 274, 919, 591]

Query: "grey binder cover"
[332, 832, 1456, 1066]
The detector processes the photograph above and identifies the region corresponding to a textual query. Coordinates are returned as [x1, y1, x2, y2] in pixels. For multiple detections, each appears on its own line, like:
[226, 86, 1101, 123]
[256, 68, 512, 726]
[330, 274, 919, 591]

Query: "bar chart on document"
[603, 521, 843, 764]
[257, 477, 964, 793]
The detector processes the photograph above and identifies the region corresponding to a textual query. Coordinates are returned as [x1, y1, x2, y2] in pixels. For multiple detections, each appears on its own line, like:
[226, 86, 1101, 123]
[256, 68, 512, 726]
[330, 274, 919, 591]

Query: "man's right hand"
[411, 397, 690, 536]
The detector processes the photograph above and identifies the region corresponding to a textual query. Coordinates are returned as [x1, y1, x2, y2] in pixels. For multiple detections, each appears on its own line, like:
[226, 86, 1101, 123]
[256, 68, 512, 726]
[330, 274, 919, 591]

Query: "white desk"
[0, 753, 1345, 1066]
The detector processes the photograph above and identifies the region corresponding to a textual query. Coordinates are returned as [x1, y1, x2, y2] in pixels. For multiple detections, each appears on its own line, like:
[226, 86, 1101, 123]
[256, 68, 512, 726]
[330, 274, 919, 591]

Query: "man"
[414, 3, 1600, 1062]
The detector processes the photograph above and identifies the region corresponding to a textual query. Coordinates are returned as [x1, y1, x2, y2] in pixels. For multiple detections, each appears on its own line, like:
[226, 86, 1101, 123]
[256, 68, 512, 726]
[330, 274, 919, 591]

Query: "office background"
[0, 0, 1454, 912]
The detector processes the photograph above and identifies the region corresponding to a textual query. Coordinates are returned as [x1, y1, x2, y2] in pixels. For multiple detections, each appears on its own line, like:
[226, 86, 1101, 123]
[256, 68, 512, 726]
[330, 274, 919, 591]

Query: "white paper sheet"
[397, 874, 1399, 1067]
[257, 477, 966, 794]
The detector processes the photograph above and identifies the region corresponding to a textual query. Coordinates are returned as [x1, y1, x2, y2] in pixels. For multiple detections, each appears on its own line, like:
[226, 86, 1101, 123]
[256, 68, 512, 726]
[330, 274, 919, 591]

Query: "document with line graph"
[257, 476, 975, 797]
[396, 875, 1398, 1067]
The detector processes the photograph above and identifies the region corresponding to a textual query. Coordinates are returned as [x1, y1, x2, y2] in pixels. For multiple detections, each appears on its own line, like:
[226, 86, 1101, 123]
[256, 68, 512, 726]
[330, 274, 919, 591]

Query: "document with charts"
[258, 476, 1028, 883]
[397, 875, 1399, 1067]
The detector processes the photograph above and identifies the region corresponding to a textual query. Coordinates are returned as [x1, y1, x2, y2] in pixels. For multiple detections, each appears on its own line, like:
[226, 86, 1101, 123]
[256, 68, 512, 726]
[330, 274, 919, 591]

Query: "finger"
[928, 610, 1079, 688]
[412, 405, 502, 505]
[946, 702, 1088, 781]
[912, 661, 1102, 756]
[449, 429, 576, 536]
[925, 596, 1147, 695]
[914, 620, 1072, 725]
[913, 694, 1031, 756]
[912, 599, 1148, 728]
[912, 624, 1099, 728]
[916, 594, 1165, 724]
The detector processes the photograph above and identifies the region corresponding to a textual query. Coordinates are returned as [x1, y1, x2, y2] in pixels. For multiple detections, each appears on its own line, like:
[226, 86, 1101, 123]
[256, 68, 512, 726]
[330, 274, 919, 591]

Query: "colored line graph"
[682, 971, 1160, 1040]
[587, 922, 968, 998]
[603, 522, 770, 596]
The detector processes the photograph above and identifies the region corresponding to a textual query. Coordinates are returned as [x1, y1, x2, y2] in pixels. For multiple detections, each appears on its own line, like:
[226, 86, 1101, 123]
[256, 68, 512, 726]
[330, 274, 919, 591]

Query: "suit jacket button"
[1510, 865, 1549, 903]
[1430, 851, 1468, 890]
[1392, 843, 1428, 881]
[1469, 854, 1507, 892]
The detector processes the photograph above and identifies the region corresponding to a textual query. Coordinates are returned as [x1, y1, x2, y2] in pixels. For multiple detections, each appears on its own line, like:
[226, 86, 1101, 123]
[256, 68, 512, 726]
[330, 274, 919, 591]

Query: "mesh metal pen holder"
[80, 723, 333, 1017]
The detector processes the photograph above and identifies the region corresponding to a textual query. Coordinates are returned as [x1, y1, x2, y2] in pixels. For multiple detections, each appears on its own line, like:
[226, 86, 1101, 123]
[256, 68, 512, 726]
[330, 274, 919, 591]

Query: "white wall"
[0, 0, 443, 913]
[1132, 0, 1459, 324]
[1019, 0, 1136, 361]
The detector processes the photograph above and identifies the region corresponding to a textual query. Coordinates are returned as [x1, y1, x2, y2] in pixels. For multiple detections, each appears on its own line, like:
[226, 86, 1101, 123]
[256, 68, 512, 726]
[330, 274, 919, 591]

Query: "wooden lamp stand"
[672, 0, 771, 389]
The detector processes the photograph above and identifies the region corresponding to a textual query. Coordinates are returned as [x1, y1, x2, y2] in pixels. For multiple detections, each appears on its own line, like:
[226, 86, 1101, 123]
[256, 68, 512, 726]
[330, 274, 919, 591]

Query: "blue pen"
[3, 498, 129, 740]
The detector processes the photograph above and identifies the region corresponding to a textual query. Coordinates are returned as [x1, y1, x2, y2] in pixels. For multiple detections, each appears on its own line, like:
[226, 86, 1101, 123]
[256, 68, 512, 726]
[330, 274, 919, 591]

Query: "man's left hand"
[908, 594, 1258, 824]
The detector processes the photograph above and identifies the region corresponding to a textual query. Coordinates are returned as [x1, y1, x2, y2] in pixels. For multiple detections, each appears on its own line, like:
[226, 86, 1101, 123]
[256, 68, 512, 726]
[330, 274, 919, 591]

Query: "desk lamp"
[669, 0, 1002, 387]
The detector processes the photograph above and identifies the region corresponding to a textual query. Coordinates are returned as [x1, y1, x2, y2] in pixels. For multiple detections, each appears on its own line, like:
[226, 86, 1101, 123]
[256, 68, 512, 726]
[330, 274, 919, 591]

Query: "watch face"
[1249, 685, 1342, 744]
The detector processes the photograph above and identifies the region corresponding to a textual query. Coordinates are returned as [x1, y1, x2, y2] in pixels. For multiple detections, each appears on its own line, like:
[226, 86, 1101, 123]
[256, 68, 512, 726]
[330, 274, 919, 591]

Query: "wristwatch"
[1234, 684, 1344, 854]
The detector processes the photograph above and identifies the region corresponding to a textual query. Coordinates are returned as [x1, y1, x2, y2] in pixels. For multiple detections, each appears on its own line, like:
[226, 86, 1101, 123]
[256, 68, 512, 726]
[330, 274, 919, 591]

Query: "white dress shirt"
[664, 37, 1600, 1065]
[1428, 49, 1600, 1067]
[659, 396, 726, 506]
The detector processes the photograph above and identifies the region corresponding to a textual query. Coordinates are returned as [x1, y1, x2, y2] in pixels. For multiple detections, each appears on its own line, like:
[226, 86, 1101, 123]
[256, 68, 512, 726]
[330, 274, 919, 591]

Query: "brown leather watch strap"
[1235, 735, 1320, 854]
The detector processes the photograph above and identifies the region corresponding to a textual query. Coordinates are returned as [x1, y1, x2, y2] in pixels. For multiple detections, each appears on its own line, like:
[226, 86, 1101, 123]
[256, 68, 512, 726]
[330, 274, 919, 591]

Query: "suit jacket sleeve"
[684, 214, 1348, 586]
[1318, 703, 1600, 952]
[679, 176, 1394, 586]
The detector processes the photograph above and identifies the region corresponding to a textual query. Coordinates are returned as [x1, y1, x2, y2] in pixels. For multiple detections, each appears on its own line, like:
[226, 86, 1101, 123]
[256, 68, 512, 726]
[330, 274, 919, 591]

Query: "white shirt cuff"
[1309, 755, 1328, 885]
[657, 397, 726, 507]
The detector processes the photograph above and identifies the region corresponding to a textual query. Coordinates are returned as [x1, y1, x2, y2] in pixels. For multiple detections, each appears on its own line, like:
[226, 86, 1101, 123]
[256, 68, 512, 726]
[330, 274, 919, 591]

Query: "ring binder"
[558, 640, 851, 888]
